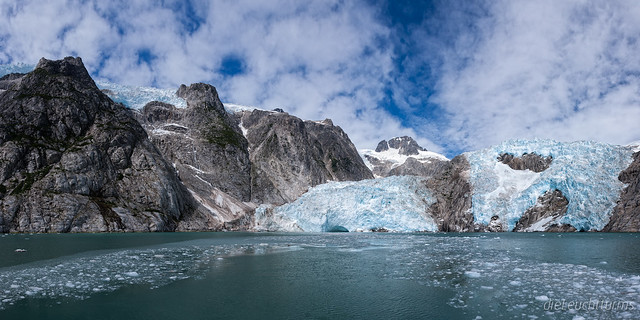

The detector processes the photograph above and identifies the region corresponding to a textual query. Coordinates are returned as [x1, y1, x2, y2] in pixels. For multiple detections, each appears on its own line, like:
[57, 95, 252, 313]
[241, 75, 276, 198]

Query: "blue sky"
[1, 0, 639, 157]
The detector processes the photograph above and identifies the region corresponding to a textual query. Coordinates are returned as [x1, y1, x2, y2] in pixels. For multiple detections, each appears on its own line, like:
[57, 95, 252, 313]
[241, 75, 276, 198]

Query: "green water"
[0, 232, 639, 319]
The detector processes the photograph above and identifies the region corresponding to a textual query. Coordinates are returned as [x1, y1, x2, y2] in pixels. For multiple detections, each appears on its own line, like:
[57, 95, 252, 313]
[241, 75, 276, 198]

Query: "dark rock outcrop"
[425, 155, 475, 232]
[603, 151, 640, 232]
[513, 189, 574, 232]
[0, 73, 25, 90]
[388, 157, 448, 177]
[135, 84, 254, 231]
[383, 136, 427, 156]
[238, 110, 373, 205]
[498, 152, 552, 172]
[0, 57, 195, 233]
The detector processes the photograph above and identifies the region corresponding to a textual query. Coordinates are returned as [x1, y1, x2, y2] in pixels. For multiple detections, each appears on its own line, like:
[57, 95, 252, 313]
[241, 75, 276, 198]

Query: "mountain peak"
[375, 136, 427, 155]
[34, 56, 96, 89]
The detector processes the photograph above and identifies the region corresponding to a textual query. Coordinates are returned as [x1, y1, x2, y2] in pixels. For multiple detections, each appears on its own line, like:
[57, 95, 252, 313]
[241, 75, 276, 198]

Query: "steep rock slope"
[135, 84, 254, 231]
[603, 151, 640, 232]
[0, 57, 195, 232]
[424, 155, 475, 232]
[237, 110, 373, 205]
[360, 136, 448, 178]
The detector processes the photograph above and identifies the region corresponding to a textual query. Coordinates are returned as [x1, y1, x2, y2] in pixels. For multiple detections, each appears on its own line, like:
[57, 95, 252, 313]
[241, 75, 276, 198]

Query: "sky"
[1, 0, 639, 157]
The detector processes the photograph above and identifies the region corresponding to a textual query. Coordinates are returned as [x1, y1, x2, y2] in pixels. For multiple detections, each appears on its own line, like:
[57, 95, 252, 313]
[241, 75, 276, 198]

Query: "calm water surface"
[0, 232, 639, 319]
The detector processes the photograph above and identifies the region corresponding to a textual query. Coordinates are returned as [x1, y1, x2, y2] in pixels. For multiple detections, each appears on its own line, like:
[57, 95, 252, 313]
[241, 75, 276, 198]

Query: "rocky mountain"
[360, 136, 448, 178]
[134, 84, 254, 231]
[1, 57, 640, 233]
[603, 151, 640, 232]
[236, 110, 372, 205]
[0, 57, 196, 232]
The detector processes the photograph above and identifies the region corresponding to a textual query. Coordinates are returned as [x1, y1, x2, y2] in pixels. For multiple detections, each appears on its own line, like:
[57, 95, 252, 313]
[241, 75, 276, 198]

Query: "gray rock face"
[375, 140, 389, 152]
[603, 151, 640, 232]
[388, 157, 449, 177]
[513, 189, 575, 232]
[0, 73, 25, 90]
[238, 110, 373, 205]
[498, 152, 552, 172]
[135, 84, 254, 231]
[0, 57, 195, 233]
[425, 155, 475, 232]
[383, 136, 426, 156]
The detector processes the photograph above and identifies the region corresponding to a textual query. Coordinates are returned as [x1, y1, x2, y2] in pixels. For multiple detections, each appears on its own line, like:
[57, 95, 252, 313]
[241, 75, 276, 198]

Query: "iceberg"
[254, 175, 437, 232]
[466, 139, 635, 231]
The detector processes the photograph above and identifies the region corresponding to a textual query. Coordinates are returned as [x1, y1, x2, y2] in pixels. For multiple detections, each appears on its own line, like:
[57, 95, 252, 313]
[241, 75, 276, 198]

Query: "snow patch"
[360, 147, 448, 170]
[224, 103, 267, 114]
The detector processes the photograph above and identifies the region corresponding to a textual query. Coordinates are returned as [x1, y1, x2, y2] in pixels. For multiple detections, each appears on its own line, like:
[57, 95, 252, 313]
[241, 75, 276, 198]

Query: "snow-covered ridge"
[223, 103, 267, 113]
[360, 147, 448, 171]
[466, 139, 635, 231]
[254, 175, 438, 232]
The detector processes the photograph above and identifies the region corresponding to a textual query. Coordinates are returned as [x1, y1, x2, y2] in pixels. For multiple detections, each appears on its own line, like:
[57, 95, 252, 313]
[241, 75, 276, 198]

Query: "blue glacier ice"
[466, 139, 635, 231]
[95, 80, 187, 109]
[0, 63, 188, 109]
[254, 175, 437, 232]
[0, 63, 34, 76]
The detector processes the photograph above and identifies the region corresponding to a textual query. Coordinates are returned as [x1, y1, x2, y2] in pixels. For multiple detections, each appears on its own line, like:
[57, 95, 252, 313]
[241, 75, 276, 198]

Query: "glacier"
[95, 80, 187, 109]
[0, 63, 34, 76]
[254, 175, 438, 232]
[466, 139, 635, 231]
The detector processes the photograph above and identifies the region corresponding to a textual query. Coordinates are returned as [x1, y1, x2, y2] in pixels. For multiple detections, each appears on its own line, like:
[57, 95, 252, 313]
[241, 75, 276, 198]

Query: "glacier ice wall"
[254, 175, 437, 232]
[0, 63, 34, 76]
[466, 139, 635, 231]
[96, 80, 187, 109]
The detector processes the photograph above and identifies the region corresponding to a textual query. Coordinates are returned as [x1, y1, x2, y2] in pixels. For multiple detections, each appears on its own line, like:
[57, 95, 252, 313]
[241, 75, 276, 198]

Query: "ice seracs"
[254, 175, 438, 232]
[466, 139, 635, 231]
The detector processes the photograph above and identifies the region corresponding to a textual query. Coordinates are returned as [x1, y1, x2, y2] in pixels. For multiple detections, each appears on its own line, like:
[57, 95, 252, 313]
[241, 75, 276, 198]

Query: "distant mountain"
[360, 136, 448, 178]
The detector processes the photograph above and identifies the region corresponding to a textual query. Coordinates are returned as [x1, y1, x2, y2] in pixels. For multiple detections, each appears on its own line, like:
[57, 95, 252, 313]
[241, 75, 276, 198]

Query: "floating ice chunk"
[465, 271, 482, 278]
[125, 272, 140, 277]
[535, 295, 549, 302]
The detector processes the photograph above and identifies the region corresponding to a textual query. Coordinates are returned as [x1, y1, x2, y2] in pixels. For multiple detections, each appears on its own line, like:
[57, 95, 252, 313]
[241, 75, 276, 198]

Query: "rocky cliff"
[0, 57, 195, 232]
[135, 84, 254, 231]
[237, 110, 373, 205]
[603, 151, 640, 232]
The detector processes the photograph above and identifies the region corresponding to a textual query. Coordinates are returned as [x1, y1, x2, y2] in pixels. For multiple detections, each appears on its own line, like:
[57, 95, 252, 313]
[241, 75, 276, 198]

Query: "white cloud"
[429, 0, 640, 151]
[0, 0, 440, 152]
[3, 0, 637, 155]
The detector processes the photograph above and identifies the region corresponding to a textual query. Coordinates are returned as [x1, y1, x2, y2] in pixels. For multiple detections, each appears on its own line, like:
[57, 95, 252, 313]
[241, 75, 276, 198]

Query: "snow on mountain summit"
[360, 136, 448, 177]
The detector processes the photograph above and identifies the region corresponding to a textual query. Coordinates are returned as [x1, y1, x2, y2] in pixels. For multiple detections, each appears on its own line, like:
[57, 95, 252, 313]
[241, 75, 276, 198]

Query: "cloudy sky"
[1, 0, 639, 157]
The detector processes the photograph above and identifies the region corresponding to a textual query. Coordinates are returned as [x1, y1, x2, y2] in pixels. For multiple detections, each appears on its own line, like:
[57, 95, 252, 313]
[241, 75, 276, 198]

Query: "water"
[0, 232, 638, 319]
